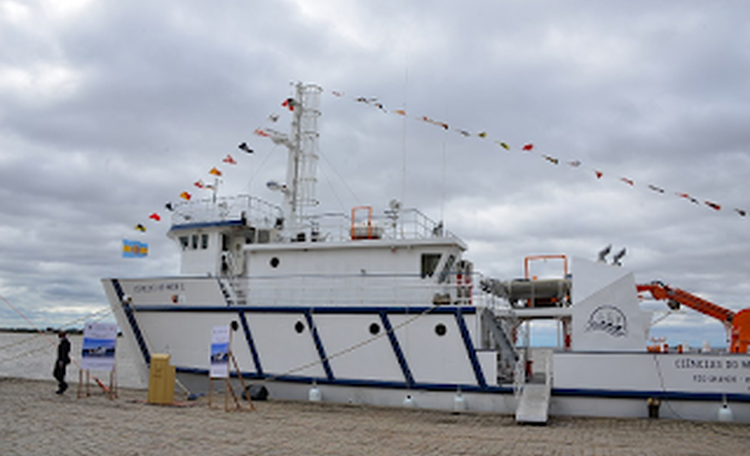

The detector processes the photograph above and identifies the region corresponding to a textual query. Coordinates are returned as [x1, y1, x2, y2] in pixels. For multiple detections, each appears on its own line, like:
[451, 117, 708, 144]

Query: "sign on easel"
[81, 322, 117, 371]
[79, 322, 118, 399]
[208, 323, 255, 412]
[210, 325, 230, 379]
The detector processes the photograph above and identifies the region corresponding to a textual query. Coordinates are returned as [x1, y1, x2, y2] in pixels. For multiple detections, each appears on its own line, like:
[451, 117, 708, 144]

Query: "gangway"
[515, 383, 551, 424]
[515, 354, 552, 424]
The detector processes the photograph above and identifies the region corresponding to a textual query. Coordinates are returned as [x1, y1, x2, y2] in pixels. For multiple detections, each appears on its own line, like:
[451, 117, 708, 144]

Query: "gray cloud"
[0, 0, 747, 348]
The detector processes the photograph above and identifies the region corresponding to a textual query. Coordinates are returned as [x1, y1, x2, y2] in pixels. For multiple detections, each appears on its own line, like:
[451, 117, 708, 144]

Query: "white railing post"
[514, 351, 526, 398]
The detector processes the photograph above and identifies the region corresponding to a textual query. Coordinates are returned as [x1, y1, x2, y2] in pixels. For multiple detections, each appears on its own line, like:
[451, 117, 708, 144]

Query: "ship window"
[179, 236, 189, 250]
[435, 323, 447, 336]
[438, 255, 456, 284]
[270, 257, 280, 268]
[369, 323, 380, 335]
[201, 234, 209, 249]
[294, 321, 305, 334]
[421, 253, 442, 278]
[191, 234, 199, 250]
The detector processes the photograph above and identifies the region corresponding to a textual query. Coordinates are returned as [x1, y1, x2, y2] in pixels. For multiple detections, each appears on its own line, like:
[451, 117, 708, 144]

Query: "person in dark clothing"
[53, 331, 71, 394]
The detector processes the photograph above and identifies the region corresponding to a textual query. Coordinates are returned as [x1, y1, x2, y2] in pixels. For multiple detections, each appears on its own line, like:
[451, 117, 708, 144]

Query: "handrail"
[513, 351, 526, 398]
[524, 255, 568, 279]
[194, 271, 498, 308]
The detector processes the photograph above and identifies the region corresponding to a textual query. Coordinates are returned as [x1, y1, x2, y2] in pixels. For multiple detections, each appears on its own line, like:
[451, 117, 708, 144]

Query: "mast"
[266, 82, 322, 238]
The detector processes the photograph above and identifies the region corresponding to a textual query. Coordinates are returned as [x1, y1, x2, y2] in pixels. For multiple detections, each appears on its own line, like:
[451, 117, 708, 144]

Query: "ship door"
[220, 234, 245, 276]
[220, 234, 230, 276]
[456, 260, 473, 304]
[231, 236, 245, 275]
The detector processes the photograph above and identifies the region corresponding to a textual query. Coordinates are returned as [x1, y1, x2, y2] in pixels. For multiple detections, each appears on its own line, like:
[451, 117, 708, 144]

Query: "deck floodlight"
[598, 244, 612, 262]
[612, 248, 627, 266]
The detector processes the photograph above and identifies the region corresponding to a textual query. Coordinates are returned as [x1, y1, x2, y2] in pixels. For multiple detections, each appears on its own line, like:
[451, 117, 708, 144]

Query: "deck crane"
[636, 281, 750, 353]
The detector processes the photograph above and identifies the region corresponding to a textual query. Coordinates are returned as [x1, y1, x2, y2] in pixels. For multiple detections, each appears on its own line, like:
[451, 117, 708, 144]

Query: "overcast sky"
[1, 0, 748, 348]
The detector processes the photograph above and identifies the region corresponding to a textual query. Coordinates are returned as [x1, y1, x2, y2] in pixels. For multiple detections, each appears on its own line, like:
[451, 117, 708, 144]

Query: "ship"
[102, 83, 750, 423]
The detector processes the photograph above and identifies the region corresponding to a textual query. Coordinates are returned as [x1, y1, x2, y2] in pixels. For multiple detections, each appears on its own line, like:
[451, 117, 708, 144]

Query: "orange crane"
[636, 281, 750, 353]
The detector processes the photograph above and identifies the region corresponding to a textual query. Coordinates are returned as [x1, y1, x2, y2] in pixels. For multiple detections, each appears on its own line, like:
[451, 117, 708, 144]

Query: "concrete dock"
[1, 377, 748, 455]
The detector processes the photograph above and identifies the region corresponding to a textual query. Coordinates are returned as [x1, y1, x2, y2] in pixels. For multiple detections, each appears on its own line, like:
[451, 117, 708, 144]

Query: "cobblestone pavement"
[1, 378, 748, 455]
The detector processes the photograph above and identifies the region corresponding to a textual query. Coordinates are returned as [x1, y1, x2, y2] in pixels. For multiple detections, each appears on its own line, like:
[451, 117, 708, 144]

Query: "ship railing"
[221, 272, 494, 308]
[170, 195, 282, 227]
[378, 208, 458, 241]
[299, 208, 460, 243]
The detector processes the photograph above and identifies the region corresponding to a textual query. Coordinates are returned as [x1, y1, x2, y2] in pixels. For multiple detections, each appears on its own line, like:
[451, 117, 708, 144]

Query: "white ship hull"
[102, 275, 750, 422]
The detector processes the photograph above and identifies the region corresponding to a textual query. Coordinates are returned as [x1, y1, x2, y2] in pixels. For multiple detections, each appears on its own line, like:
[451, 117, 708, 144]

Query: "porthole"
[270, 257, 280, 268]
[369, 323, 381, 335]
[294, 321, 305, 333]
[435, 323, 447, 337]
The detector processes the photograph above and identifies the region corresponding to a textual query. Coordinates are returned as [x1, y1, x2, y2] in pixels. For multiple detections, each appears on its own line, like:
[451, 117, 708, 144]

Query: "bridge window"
[421, 253, 442, 278]
[179, 236, 189, 251]
[438, 255, 456, 284]
[191, 234, 199, 250]
[201, 234, 209, 249]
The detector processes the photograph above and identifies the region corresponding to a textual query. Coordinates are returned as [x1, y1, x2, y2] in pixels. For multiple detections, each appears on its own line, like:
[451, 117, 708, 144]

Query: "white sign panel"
[210, 325, 230, 379]
[81, 322, 118, 371]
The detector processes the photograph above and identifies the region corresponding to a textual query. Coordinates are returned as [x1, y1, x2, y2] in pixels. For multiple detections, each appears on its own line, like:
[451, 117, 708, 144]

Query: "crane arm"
[636, 281, 734, 325]
[636, 281, 749, 354]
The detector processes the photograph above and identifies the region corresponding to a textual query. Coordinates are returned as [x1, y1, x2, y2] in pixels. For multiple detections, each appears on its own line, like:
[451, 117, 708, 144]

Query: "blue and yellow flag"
[122, 240, 148, 258]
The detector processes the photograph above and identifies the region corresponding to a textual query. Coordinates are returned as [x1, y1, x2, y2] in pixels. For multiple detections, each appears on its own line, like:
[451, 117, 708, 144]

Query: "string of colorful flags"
[123, 149, 255, 258]
[124, 85, 747, 257]
[319, 89, 748, 219]
[126, 93, 320, 257]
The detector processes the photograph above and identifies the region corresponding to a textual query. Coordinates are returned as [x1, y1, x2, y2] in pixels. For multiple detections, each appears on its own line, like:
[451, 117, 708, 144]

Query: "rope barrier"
[262, 305, 438, 382]
[0, 293, 114, 392]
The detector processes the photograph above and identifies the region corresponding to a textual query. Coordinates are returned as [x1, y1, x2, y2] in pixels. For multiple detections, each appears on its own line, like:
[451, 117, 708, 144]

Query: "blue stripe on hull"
[380, 311, 415, 387]
[111, 279, 151, 365]
[238, 311, 263, 377]
[455, 308, 486, 388]
[305, 310, 335, 381]
[553, 388, 750, 403]
[175, 366, 512, 393]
